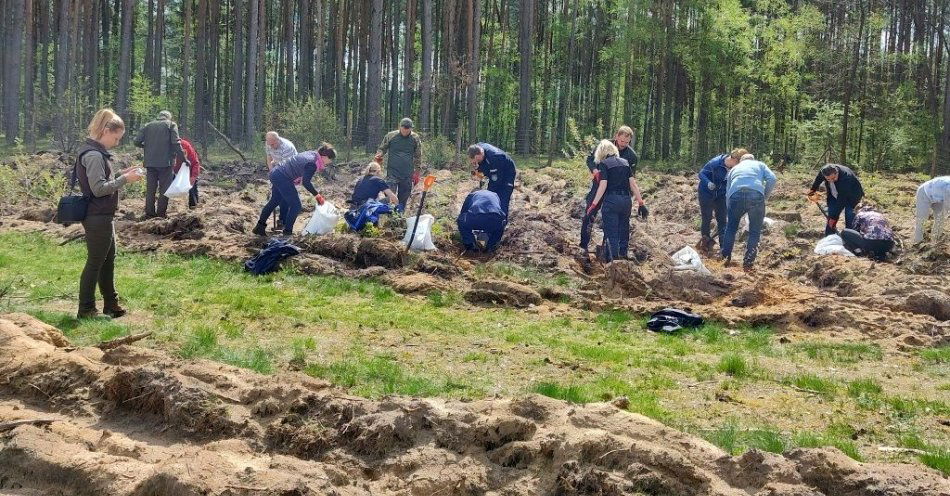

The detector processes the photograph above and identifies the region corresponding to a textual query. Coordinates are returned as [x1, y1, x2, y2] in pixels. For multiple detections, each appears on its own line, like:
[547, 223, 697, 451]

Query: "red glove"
[412, 170, 421, 185]
[315, 194, 325, 206]
[586, 203, 598, 216]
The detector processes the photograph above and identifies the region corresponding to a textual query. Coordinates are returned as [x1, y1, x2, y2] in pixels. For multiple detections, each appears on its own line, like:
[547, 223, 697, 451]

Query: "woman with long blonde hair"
[586, 139, 647, 262]
[76, 109, 144, 318]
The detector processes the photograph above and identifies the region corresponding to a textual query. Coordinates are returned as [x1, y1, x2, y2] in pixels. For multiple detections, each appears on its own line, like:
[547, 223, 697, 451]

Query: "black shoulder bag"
[55, 159, 89, 225]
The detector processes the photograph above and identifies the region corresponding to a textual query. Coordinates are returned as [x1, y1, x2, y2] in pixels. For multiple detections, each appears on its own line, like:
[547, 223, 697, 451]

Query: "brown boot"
[103, 303, 127, 319]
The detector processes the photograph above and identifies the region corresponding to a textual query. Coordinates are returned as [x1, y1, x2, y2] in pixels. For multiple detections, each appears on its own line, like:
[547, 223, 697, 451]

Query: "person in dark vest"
[808, 163, 864, 235]
[457, 190, 507, 253]
[253, 143, 336, 236]
[467, 143, 517, 215]
[581, 126, 639, 254]
[351, 161, 398, 207]
[76, 109, 144, 319]
[586, 139, 648, 262]
[375, 118, 423, 210]
[133, 110, 186, 218]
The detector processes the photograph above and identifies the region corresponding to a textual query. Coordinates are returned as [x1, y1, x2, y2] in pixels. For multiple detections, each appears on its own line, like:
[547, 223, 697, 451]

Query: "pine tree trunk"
[419, 0, 432, 133]
[939, 51, 950, 176]
[229, 0, 244, 139]
[466, 0, 481, 143]
[516, 0, 534, 154]
[54, 0, 69, 102]
[313, 0, 323, 101]
[145, 0, 154, 88]
[194, 0, 207, 146]
[244, 0, 258, 144]
[39, 0, 49, 101]
[153, 0, 164, 93]
[24, 0, 35, 147]
[365, 0, 382, 152]
[180, 0, 192, 133]
[402, 0, 416, 118]
[3, 0, 23, 143]
[297, 0, 311, 97]
[840, 0, 865, 166]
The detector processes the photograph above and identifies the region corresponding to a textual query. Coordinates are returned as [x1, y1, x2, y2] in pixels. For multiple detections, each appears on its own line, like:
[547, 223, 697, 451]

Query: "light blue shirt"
[726, 159, 777, 199]
[920, 176, 950, 203]
[265, 137, 298, 164]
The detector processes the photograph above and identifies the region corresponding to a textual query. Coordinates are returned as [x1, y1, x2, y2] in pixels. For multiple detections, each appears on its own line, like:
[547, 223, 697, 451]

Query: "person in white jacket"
[913, 176, 950, 244]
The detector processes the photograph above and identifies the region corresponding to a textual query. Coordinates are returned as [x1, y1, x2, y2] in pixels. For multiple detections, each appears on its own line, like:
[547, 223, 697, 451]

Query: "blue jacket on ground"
[726, 159, 777, 199]
[244, 238, 301, 275]
[698, 154, 729, 201]
[344, 199, 392, 231]
[457, 190, 507, 252]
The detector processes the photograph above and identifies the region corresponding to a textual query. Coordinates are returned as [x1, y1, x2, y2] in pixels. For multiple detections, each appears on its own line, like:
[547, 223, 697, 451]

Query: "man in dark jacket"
[808, 163, 864, 235]
[457, 189, 508, 252]
[134, 110, 186, 218]
[581, 126, 639, 253]
[467, 143, 517, 215]
[696, 151, 740, 251]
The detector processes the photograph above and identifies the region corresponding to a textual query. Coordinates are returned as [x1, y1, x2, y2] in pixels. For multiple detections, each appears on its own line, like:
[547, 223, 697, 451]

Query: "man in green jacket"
[375, 117, 422, 210]
[134, 110, 187, 218]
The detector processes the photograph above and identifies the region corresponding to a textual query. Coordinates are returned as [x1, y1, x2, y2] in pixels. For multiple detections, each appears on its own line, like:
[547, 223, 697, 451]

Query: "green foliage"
[0, 155, 67, 209]
[787, 373, 837, 398]
[129, 74, 172, 125]
[901, 434, 950, 476]
[789, 341, 882, 363]
[717, 353, 750, 377]
[919, 345, 950, 364]
[531, 381, 592, 404]
[269, 99, 345, 151]
[422, 134, 460, 169]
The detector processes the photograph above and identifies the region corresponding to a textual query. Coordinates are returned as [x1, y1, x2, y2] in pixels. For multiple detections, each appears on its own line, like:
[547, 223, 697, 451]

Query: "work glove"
[806, 191, 819, 203]
[707, 181, 716, 191]
[374, 153, 383, 163]
[315, 194, 325, 206]
[395, 203, 405, 214]
[472, 171, 485, 181]
[637, 204, 649, 220]
[412, 170, 420, 186]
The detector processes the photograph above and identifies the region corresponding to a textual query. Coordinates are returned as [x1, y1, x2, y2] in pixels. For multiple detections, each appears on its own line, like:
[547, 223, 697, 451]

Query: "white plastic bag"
[302, 201, 340, 235]
[671, 246, 712, 275]
[402, 214, 437, 251]
[164, 165, 191, 198]
[814, 234, 855, 257]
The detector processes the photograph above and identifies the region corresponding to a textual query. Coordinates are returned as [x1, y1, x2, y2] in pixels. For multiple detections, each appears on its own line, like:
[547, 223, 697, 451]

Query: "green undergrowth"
[0, 231, 947, 467]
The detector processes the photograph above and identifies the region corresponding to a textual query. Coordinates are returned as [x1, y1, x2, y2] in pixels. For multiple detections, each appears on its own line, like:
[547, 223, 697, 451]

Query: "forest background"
[0, 0, 947, 175]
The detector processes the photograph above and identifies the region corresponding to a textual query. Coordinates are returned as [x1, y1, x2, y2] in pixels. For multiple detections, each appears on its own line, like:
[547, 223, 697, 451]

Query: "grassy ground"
[0, 231, 947, 473]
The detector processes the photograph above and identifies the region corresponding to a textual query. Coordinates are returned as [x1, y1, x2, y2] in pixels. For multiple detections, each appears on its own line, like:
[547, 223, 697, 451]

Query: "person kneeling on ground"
[457, 189, 507, 253]
[720, 151, 777, 271]
[253, 143, 336, 237]
[76, 109, 145, 319]
[351, 161, 399, 208]
[841, 206, 895, 261]
[912, 175, 950, 244]
[587, 139, 647, 262]
[467, 143, 517, 215]
[174, 137, 201, 209]
[808, 163, 864, 235]
[696, 150, 741, 252]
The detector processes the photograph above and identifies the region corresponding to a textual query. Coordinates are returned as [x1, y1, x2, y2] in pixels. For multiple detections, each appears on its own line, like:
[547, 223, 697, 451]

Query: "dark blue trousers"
[458, 212, 507, 252]
[258, 171, 301, 235]
[600, 194, 632, 262]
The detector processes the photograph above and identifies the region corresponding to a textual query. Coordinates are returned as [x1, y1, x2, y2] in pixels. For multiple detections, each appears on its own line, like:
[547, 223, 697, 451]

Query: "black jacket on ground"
[810, 164, 864, 207]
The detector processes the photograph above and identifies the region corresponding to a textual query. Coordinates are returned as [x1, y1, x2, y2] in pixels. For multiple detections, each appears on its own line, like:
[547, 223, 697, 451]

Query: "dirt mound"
[904, 290, 950, 321]
[465, 279, 543, 307]
[0, 314, 945, 496]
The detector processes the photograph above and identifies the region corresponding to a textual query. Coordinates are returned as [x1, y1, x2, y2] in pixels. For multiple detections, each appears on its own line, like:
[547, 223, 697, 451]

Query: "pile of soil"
[1, 153, 948, 350]
[1, 313, 946, 496]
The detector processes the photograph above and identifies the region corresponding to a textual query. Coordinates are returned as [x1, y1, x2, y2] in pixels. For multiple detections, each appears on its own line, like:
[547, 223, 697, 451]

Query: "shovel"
[405, 175, 437, 253]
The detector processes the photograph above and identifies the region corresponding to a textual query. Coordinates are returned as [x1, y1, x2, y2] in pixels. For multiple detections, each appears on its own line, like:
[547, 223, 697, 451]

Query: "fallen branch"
[0, 419, 57, 432]
[206, 121, 249, 162]
[59, 232, 85, 245]
[878, 446, 927, 455]
[96, 331, 153, 350]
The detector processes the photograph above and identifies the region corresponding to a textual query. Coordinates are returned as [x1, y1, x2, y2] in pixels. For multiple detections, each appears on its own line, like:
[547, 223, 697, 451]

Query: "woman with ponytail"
[253, 142, 336, 236]
[76, 109, 144, 319]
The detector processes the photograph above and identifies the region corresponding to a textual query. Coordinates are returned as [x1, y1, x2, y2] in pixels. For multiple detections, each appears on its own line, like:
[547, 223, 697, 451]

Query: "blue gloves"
[394, 203, 405, 214]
